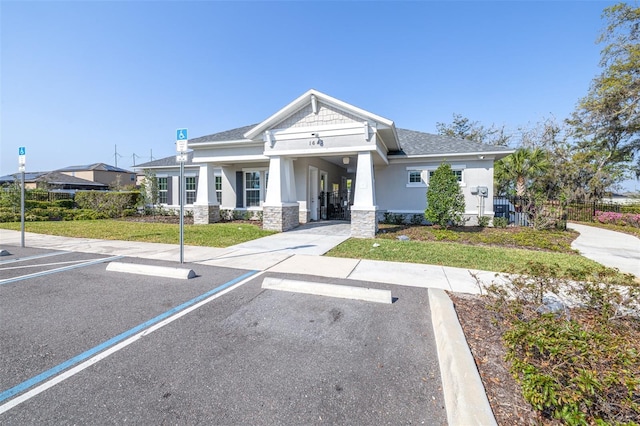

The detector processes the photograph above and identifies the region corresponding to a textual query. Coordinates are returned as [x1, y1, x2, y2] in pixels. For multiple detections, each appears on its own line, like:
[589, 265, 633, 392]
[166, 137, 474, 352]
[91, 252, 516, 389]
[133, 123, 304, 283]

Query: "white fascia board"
[375, 145, 390, 165]
[263, 145, 376, 157]
[135, 165, 200, 171]
[405, 164, 466, 170]
[269, 123, 366, 141]
[188, 139, 260, 149]
[244, 89, 395, 140]
[389, 150, 514, 163]
[193, 155, 268, 163]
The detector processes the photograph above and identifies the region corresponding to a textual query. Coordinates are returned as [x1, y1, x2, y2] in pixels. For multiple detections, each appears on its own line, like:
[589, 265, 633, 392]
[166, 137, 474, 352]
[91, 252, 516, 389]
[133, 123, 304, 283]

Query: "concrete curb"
[429, 288, 497, 426]
[106, 262, 196, 280]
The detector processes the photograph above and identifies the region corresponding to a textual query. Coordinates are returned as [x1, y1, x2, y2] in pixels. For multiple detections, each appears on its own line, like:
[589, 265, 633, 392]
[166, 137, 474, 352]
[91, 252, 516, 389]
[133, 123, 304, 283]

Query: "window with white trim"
[185, 176, 197, 204]
[244, 170, 269, 207]
[158, 177, 168, 204]
[408, 170, 423, 184]
[428, 169, 463, 183]
[215, 175, 222, 204]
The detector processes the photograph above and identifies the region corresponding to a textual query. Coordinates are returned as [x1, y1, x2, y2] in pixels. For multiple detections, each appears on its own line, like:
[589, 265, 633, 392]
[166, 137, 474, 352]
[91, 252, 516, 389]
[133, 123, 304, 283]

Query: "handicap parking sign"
[176, 129, 188, 140]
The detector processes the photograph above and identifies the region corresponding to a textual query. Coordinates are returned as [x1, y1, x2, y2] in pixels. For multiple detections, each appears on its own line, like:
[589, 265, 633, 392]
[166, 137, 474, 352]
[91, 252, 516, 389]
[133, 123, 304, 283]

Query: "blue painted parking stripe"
[0, 255, 124, 285]
[0, 251, 70, 265]
[0, 269, 259, 404]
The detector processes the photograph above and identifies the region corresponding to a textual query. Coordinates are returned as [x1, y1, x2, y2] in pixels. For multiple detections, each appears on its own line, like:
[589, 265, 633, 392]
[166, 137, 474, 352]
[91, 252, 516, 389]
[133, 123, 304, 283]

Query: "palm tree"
[495, 148, 550, 197]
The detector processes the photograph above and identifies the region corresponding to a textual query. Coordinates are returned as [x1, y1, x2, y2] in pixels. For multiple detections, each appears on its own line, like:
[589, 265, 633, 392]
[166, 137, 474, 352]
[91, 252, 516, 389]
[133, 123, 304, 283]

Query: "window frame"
[158, 176, 168, 204]
[185, 176, 197, 205]
[215, 175, 222, 204]
[406, 165, 466, 188]
[242, 168, 269, 208]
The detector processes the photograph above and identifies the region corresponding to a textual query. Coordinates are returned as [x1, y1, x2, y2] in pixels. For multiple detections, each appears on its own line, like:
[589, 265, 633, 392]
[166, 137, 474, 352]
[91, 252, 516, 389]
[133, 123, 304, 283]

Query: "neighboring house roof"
[56, 163, 133, 173]
[135, 151, 196, 169]
[0, 171, 108, 188]
[393, 129, 514, 158]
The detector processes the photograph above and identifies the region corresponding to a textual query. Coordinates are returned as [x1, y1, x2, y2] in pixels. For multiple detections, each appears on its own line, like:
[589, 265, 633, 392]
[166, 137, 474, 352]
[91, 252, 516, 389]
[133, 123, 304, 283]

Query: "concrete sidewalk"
[0, 226, 496, 294]
[568, 222, 640, 277]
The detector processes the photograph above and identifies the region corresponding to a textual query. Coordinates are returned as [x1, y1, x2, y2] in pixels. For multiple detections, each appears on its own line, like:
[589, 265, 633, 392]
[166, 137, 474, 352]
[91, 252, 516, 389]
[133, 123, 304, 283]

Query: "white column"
[194, 163, 219, 206]
[265, 156, 297, 205]
[352, 151, 376, 208]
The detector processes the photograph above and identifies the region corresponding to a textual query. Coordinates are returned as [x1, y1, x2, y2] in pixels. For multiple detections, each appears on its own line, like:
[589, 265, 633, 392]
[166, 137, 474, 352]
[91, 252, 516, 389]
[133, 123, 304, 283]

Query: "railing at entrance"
[321, 191, 351, 221]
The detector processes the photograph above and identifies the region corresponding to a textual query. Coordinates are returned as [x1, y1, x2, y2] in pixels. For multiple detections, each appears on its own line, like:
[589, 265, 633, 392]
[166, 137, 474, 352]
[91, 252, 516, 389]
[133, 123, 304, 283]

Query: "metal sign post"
[18, 147, 26, 248]
[176, 129, 188, 264]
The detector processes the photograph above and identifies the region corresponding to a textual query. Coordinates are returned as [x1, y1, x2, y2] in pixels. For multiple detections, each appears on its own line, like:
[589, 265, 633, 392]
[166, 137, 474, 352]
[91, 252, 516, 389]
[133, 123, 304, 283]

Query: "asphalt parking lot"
[1, 245, 447, 424]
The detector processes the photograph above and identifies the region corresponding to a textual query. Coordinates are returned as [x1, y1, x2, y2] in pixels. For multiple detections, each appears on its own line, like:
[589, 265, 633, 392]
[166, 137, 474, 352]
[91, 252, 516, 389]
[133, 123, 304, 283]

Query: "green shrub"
[621, 204, 640, 214]
[485, 263, 640, 425]
[0, 211, 20, 222]
[54, 199, 75, 209]
[410, 214, 424, 225]
[493, 216, 508, 228]
[383, 212, 404, 225]
[477, 216, 490, 227]
[425, 163, 465, 227]
[75, 191, 140, 218]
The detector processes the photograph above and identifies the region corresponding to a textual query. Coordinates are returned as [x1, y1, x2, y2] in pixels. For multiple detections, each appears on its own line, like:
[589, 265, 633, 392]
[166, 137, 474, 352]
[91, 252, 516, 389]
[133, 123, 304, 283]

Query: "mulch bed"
[449, 293, 561, 425]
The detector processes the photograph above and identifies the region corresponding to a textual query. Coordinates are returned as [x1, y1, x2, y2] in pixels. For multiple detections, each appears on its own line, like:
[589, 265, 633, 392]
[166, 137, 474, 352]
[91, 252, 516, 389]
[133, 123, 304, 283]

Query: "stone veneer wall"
[193, 205, 220, 225]
[263, 205, 300, 232]
[299, 209, 310, 224]
[350, 209, 378, 238]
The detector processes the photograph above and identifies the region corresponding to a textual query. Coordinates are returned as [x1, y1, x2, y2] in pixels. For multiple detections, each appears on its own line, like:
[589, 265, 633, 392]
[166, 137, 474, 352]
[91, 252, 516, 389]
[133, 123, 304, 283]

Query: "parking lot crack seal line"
[0, 255, 124, 286]
[0, 269, 261, 412]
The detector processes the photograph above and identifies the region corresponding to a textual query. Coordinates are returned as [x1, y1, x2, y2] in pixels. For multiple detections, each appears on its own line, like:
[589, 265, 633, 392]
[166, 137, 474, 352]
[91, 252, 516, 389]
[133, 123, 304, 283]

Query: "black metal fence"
[493, 196, 626, 228]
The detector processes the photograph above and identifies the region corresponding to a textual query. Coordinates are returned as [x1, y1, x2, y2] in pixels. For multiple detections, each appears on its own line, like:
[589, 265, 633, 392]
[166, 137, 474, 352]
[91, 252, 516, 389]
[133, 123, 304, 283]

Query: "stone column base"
[350, 208, 378, 238]
[263, 204, 300, 232]
[193, 204, 220, 225]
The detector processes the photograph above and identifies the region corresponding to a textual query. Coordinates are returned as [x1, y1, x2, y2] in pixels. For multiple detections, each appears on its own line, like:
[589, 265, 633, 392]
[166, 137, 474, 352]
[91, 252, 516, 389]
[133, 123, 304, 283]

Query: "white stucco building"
[137, 90, 514, 238]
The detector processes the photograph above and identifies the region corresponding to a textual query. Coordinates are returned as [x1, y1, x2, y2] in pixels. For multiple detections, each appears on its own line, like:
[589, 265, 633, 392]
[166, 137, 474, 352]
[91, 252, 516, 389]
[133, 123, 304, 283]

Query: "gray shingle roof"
[395, 128, 513, 156]
[135, 152, 195, 168]
[189, 124, 259, 144]
[56, 163, 133, 173]
[0, 172, 108, 188]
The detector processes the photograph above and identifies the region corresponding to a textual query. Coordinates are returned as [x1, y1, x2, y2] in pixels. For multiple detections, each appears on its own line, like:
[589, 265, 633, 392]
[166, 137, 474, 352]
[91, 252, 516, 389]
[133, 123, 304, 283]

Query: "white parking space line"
[1, 259, 101, 271]
[0, 270, 262, 413]
[0, 256, 124, 286]
[0, 251, 69, 265]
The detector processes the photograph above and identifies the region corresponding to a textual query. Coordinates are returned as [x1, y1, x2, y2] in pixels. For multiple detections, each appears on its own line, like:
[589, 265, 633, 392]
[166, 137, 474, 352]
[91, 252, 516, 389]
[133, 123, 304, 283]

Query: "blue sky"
[2, 0, 636, 191]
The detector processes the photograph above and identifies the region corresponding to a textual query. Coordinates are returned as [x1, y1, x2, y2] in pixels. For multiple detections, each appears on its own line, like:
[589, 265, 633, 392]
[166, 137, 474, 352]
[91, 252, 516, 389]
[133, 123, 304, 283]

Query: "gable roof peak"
[243, 89, 396, 141]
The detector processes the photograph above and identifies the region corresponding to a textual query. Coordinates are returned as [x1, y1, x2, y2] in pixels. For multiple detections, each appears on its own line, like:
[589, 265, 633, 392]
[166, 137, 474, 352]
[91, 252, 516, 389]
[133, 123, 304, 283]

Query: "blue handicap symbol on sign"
[18, 147, 26, 155]
[176, 129, 188, 140]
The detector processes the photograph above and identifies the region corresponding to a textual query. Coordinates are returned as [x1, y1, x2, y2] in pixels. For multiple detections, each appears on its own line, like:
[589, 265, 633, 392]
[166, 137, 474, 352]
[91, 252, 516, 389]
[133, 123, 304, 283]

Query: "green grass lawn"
[0, 220, 275, 248]
[1, 219, 634, 284]
[327, 224, 636, 284]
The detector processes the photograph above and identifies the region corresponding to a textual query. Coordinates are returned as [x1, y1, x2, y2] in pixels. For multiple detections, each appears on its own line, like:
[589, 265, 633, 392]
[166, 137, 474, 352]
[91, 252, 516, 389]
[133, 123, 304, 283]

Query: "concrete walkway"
[567, 222, 640, 277]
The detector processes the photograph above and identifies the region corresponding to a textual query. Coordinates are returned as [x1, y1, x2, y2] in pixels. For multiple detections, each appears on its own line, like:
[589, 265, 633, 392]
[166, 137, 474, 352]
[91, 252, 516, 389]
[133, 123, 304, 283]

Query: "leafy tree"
[495, 148, 550, 197]
[436, 113, 510, 146]
[425, 163, 466, 227]
[139, 169, 158, 214]
[567, 2, 640, 184]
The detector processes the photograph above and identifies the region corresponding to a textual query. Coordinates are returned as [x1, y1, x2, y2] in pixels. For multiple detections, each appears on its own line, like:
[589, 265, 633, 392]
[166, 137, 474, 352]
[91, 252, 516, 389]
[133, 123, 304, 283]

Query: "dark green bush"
[54, 199, 75, 209]
[621, 204, 640, 214]
[75, 191, 140, 218]
[493, 216, 508, 228]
